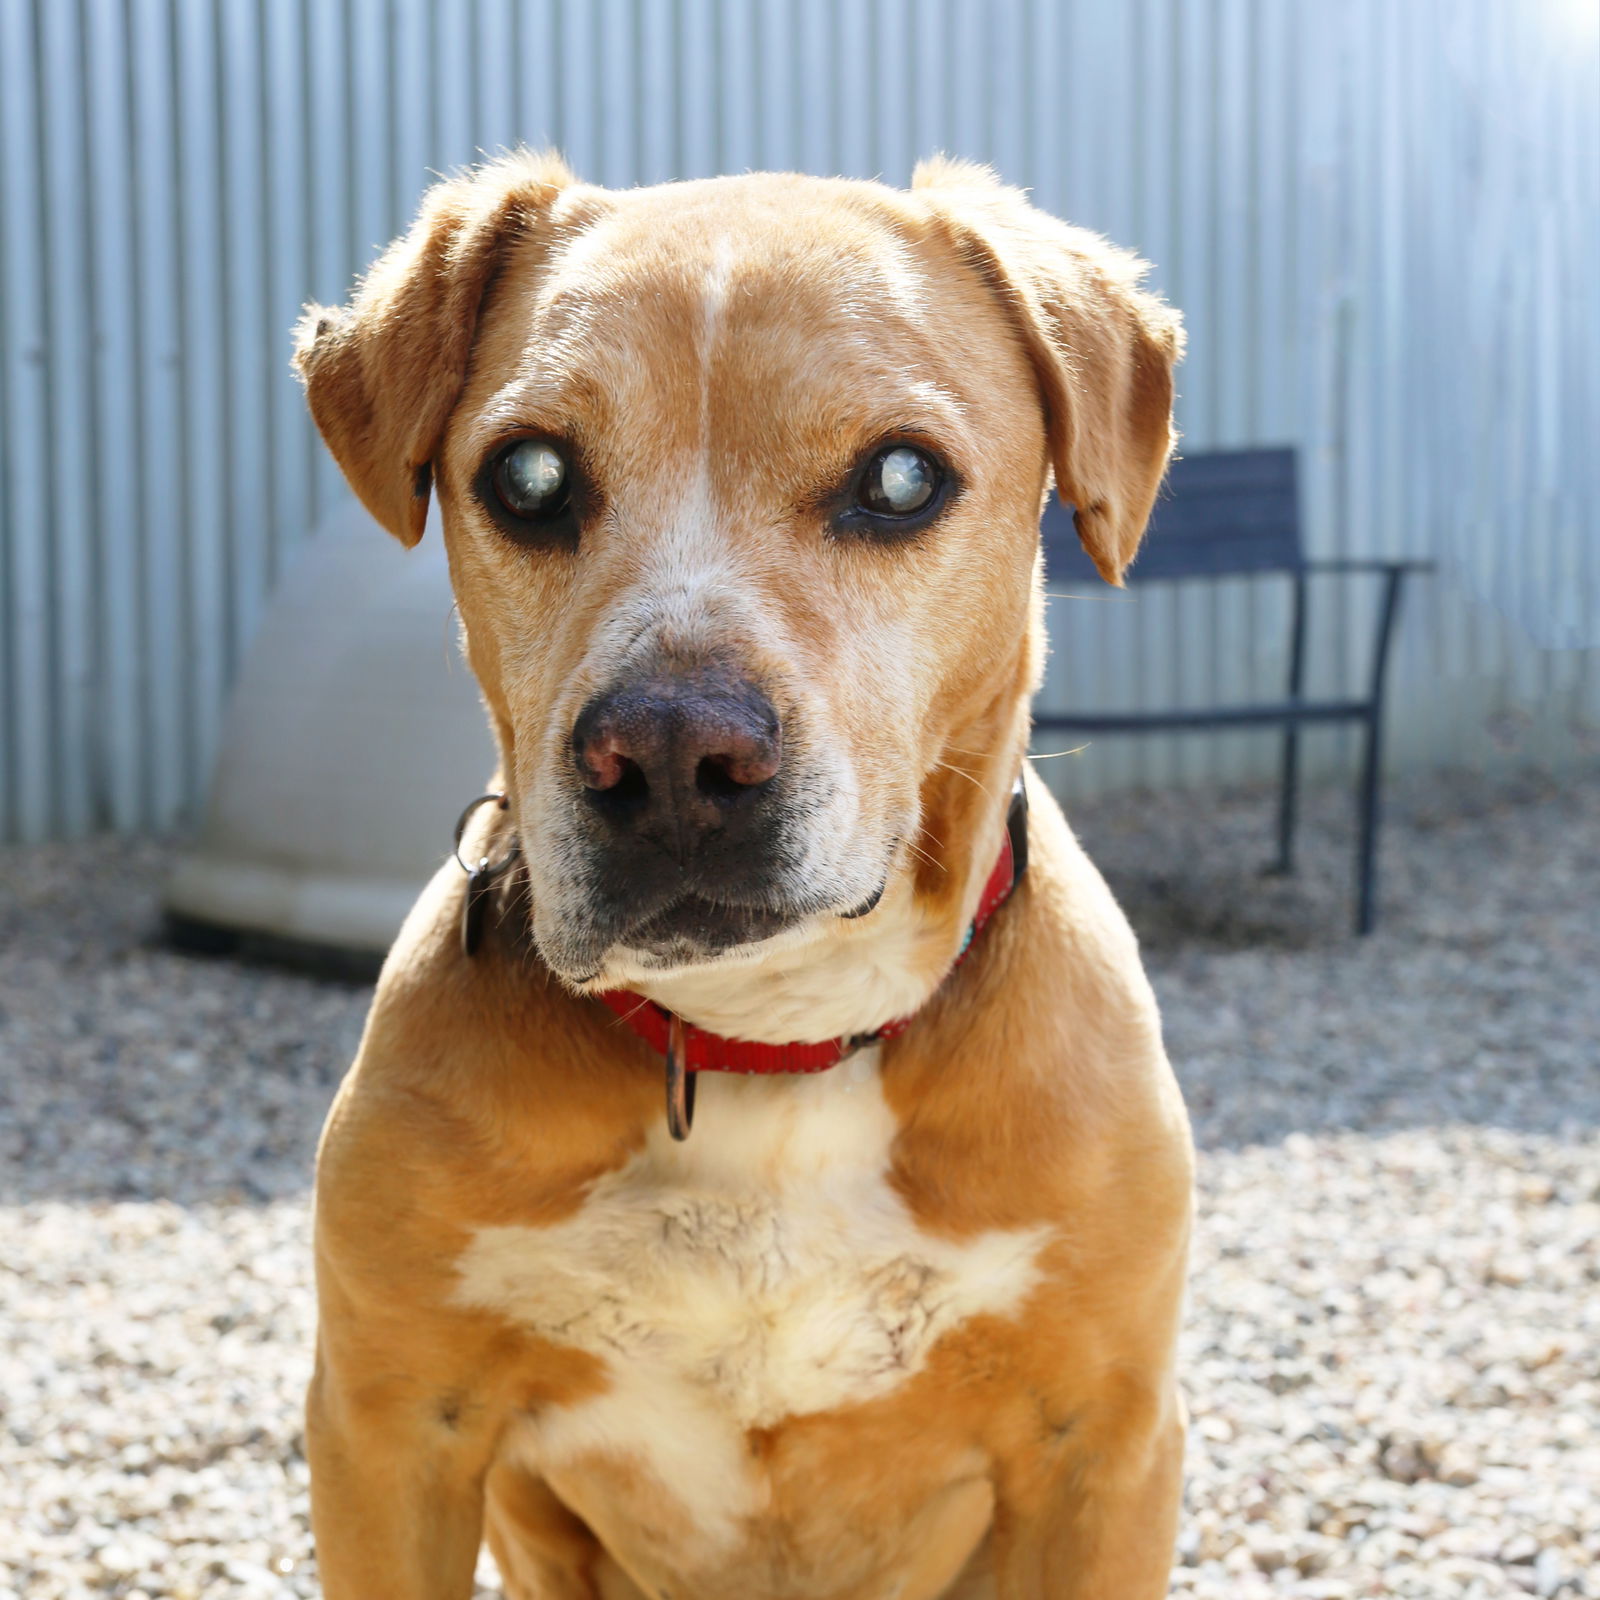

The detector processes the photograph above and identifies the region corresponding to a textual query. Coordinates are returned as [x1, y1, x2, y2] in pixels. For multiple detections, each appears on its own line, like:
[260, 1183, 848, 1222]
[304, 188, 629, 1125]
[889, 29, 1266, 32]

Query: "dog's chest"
[453, 1056, 1045, 1542]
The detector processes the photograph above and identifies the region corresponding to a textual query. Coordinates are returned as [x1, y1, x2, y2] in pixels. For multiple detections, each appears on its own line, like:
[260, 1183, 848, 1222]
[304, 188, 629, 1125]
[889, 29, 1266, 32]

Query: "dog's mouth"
[608, 892, 811, 968]
[539, 819, 900, 985]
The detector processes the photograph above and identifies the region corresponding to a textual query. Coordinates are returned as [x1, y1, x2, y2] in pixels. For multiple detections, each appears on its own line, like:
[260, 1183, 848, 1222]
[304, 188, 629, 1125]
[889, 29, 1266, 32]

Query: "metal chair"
[1035, 447, 1432, 934]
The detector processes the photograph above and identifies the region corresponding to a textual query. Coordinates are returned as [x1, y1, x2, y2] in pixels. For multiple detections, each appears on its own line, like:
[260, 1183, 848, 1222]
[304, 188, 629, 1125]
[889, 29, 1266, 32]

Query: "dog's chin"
[535, 850, 897, 989]
[598, 894, 813, 978]
[538, 894, 818, 989]
[635, 894, 803, 955]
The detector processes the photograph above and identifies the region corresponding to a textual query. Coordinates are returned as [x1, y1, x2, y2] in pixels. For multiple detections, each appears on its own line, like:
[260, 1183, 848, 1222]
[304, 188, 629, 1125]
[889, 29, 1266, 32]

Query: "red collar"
[596, 778, 1028, 1093]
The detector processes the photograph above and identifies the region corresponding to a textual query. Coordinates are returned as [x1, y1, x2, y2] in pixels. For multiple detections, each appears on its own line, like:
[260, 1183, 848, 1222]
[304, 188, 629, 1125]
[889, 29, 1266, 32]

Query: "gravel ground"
[2, 770, 1597, 1599]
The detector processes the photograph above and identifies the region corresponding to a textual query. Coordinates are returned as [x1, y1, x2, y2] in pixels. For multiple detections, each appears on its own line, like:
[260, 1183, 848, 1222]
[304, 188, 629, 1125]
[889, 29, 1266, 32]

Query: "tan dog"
[294, 151, 1192, 1600]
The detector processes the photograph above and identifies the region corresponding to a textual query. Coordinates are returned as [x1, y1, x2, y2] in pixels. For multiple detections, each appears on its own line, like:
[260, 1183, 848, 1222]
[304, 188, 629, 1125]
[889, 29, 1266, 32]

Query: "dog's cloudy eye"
[490, 440, 569, 520]
[857, 446, 940, 517]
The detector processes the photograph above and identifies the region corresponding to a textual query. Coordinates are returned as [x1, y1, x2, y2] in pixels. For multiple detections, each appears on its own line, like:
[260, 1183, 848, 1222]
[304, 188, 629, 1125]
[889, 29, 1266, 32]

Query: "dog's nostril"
[577, 731, 632, 792]
[585, 756, 650, 822]
[612, 757, 649, 799]
[695, 752, 768, 803]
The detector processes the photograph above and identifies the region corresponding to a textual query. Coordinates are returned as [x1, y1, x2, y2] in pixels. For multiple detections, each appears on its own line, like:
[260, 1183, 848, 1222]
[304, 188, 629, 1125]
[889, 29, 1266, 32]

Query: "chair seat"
[1033, 697, 1371, 733]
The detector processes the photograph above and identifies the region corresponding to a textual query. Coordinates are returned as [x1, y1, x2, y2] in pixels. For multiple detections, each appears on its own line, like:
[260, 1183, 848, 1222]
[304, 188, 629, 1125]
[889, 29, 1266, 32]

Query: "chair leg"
[1273, 725, 1301, 874]
[1355, 712, 1384, 935]
[1354, 566, 1407, 936]
[1274, 572, 1309, 876]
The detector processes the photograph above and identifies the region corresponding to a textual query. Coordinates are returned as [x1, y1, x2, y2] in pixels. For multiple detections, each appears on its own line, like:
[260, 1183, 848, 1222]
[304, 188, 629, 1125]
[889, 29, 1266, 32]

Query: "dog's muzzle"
[566, 664, 806, 960]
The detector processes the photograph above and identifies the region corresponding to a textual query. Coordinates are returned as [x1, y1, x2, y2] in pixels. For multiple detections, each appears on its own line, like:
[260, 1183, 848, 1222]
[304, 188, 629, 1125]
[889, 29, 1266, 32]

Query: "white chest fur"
[451, 1054, 1047, 1545]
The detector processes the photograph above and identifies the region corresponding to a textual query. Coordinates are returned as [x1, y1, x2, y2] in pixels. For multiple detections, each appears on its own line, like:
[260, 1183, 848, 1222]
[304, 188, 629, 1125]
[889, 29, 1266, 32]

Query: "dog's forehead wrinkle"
[535, 200, 935, 351]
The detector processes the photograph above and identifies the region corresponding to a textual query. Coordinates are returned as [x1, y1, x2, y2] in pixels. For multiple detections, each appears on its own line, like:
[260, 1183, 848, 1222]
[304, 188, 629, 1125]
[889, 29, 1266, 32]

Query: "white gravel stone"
[2, 773, 1597, 1597]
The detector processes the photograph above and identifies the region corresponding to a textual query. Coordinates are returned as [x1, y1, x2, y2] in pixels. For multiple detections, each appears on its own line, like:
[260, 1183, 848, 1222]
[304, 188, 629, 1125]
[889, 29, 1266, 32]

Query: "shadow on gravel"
[1067, 767, 1600, 1151]
[2, 767, 1596, 1202]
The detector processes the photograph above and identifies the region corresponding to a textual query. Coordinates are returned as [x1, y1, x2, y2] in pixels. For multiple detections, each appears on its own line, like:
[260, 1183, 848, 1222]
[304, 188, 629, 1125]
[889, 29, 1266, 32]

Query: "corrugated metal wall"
[1, 0, 1596, 841]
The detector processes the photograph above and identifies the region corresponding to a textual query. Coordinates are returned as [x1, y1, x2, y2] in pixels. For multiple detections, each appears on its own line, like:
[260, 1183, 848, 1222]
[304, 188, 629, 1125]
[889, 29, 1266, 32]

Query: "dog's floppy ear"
[913, 157, 1184, 585]
[293, 151, 580, 546]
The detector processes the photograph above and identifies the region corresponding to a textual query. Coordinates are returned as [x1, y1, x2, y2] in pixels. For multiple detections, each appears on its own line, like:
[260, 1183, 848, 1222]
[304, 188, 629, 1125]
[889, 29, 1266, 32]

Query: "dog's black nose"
[572, 669, 782, 855]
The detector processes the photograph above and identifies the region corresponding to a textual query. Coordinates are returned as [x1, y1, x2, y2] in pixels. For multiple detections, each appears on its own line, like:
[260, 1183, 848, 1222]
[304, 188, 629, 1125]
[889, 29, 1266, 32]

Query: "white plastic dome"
[165, 499, 494, 961]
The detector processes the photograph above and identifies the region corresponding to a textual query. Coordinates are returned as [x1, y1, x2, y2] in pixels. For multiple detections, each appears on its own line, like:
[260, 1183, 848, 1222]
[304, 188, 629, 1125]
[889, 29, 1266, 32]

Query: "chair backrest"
[1040, 446, 1301, 585]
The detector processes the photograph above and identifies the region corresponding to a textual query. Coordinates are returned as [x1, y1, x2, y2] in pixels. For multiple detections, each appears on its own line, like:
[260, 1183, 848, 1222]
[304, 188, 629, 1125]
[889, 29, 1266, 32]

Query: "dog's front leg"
[989, 1380, 1186, 1599]
[306, 1335, 501, 1600]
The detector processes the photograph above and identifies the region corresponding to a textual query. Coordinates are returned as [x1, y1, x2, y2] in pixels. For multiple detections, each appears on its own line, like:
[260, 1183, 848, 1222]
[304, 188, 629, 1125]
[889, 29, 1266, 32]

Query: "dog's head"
[295, 153, 1181, 994]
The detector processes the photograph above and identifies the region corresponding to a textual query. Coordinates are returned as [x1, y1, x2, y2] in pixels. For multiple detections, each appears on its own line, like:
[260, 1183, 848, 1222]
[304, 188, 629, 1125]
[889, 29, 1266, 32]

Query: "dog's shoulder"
[884, 784, 1190, 1237]
[313, 857, 656, 1271]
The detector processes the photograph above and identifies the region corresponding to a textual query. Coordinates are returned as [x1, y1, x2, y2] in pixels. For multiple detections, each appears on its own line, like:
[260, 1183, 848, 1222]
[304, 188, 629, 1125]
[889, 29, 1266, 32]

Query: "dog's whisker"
[607, 994, 656, 1029]
[932, 759, 997, 802]
[1042, 589, 1134, 602]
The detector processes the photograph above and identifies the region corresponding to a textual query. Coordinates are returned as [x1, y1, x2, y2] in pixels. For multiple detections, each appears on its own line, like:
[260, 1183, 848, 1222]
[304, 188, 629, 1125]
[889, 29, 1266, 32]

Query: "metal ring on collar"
[452, 792, 521, 877]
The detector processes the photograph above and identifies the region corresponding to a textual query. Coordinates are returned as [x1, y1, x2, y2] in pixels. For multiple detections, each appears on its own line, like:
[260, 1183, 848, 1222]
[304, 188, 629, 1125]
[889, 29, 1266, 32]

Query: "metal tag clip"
[664, 1011, 697, 1140]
